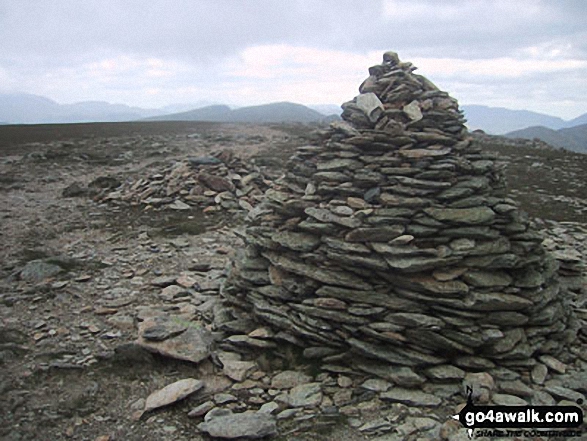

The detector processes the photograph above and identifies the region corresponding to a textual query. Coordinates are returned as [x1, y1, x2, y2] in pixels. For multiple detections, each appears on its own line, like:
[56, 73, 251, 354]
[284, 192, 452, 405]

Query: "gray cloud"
[3, 0, 584, 62]
[0, 0, 585, 118]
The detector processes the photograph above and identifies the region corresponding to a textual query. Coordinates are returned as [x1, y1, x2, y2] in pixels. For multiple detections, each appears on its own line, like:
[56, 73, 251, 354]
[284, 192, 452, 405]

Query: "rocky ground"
[0, 122, 585, 441]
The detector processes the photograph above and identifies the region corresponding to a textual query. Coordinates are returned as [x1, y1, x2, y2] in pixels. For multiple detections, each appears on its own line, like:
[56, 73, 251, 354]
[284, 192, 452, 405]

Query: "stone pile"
[97, 150, 271, 214]
[221, 52, 579, 376]
[541, 223, 586, 295]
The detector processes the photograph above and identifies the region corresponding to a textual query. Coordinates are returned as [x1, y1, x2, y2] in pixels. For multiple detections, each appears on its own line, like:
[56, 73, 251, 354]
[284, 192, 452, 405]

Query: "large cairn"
[221, 52, 578, 374]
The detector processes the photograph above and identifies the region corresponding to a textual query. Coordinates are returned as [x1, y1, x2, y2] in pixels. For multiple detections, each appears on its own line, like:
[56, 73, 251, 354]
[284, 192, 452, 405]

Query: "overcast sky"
[1, 0, 586, 119]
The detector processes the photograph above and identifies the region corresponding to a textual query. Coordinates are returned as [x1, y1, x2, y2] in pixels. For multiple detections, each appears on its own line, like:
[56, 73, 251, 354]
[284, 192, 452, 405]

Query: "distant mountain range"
[143, 102, 332, 124]
[1, 93, 586, 152]
[462, 105, 587, 135]
[0, 93, 339, 125]
[0, 93, 162, 123]
[505, 123, 587, 153]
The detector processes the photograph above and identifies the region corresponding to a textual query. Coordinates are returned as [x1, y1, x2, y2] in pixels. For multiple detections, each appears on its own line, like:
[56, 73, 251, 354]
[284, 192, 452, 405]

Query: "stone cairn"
[221, 52, 578, 377]
[95, 150, 271, 213]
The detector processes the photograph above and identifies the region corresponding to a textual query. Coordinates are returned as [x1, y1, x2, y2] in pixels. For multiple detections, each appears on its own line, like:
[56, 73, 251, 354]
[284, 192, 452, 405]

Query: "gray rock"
[169, 200, 190, 210]
[305, 207, 362, 229]
[263, 251, 371, 290]
[225, 335, 276, 349]
[188, 156, 222, 165]
[425, 365, 465, 381]
[532, 390, 556, 406]
[538, 355, 567, 374]
[544, 385, 585, 402]
[462, 270, 512, 287]
[403, 100, 423, 122]
[359, 418, 393, 434]
[498, 380, 534, 397]
[140, 317, 187, 341]
[360, 378, 392, 392]
[463, 372, 495, 403]
[385, 313, 444, 328]
[271, 231, 321, 252]
[188, 400, 215, 418]
[424, 207, 495, 225]
[276, 408, 300, 420]
[323, 236, 371, 253]
[271, 371, 313, 389]
[214, 393, 238, 404]
[151, 275, 177, 287]
[468, 293, 533, 311]
[531, 363, 548, 385]
[492, 394, 528, 406]
[381, 388, 442, 407]
[144, 378, 204, 413]
[258, 401, 280, 414]
[20, 260, 63, 283]
[349, 337, 446, 366]
[222, 359, 257, 382]
[288, 382, 323, 408]
[198, 413, 277, 439]
[385, 255, 460, 272]
[137, 316, 213, 364]
[399, 148, 452, 158]
[355, 92, 384, 122]
[317, 158, 363, 171]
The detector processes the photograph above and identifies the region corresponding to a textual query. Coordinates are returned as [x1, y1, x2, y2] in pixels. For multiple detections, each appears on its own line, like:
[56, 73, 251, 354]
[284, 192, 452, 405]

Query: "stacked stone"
[221, 52, 578, 374]
[98, 151, 269, 213]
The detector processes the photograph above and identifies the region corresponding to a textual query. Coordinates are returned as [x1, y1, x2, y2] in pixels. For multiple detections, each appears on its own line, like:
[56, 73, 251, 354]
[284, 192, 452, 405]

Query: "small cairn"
[221, 52, 579, 375]
[96, 150, 271, 213]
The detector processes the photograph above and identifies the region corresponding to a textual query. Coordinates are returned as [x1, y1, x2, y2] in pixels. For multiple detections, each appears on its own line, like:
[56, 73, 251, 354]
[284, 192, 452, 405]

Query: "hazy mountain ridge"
[0, 93, 163, 123]
[462, 105, 581, 134]
[144, 105, 233, 122]
[505, 123, 587, 153]
[145, 102, 332, 124]
[0, 93, 339, 124]
[1, 93, 585, 135]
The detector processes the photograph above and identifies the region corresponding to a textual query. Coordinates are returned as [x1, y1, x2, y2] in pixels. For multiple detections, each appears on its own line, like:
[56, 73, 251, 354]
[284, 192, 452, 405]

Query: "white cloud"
[414, 56, 587, 79]
[0, 1, 585, 118]
[0, 66, 16, 92]
[383, 0, 549, 24]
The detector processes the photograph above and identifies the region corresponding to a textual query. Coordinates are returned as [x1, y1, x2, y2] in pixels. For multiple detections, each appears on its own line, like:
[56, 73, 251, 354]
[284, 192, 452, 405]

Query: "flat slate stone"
[399, 148, 451, 158]
[544, 385, 585, 402]
[145, 378, 204, 413]
[424, 207, 495, 225]
[271, 371, 313, 389]
[198, 413, 277, 439]
[492, 394, 528, 406]
[462, 270, 512, 287]
[361, 378, 392, 392]
[468, 292, 533, 311]
[305, 207, 362, 229]
[137, 316, 213, 364]
[288, 382, 323, 408]
[538, 355, 567, 374]
[263, 251, 371, 290]
[271, 231, 321, 252]
[425, 364, 465, 381]
[222, 360, 257, 382]
[381, 387, 442, 407]
[140, 316, 187, 341]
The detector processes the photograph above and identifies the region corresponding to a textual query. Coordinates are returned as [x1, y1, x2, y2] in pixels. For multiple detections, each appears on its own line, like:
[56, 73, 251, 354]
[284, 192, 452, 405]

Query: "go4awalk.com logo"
[453, 387, 584, 438]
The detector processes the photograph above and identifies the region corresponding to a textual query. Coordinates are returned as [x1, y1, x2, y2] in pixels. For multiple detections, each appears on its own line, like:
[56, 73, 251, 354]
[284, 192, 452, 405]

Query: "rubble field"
[0, 121, 585, 441]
